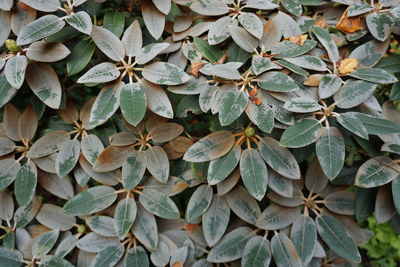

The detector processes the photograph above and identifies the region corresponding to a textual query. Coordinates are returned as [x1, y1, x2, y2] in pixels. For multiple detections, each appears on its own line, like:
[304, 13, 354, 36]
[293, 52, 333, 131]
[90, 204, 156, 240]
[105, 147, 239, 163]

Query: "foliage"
[0, 0, 399, 266]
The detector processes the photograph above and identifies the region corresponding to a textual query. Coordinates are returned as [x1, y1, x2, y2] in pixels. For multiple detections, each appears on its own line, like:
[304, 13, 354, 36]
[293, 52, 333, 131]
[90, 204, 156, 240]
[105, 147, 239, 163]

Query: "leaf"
[203, 195, 230, 247]
[312, 26, 340, 63]
[125, 246, 149, 267]
[348, 68, 398, 84]
[186, 184, 213, 223]
[316, 127, 345, 180]
[122, 20, 142, 57]
[229, 24, 259, 53]
[67, 39, 96, 76]
[225, 185, 261, 224]
[366, 13, 393, 41]
[283, 55, 327, 71]
[87, 81, 123, 129]
[316, 214, 361, 263]
[20, 0, 60, 12]
[208, 16, 233, 45]
[114, 198, 137, 240]
[90, 245, 124, 267]
[268, 171, 293, 198]
[141, 2, 165, 40]
[131, 203, 158, 251]
[193, 37, 224, 63]
[139, 189, 180, 219]
[0, 248, 23, 267]
[25, 63, 62, 109]
[349, 39, 389, 68]
[32, 229, 60, 257]
[15, 161, 37, 206]
[149, 123, 184, 143]
[207, 227, 254, 263]
[104, 11, 125, 38]
[336, 112, 369, 139]
[272, 40, 317, 58]
[355, 156, 400, 188]
[13, 196, 42, 228]
[150, 241, 170, 266]
[86, 216, 116, 237]
[245, 102, 274, 133]
[0, 159, 20, 192]
[241, 236, 271, 267]
[63, 186, 117, 216]
[251, 56, 280, 75]
[17, 15, 65, 46]
[142, 62, 190, 86]
[219, 90, 248, 126]
[319, 74, 342, 99]
[18, 105, 38, 141]
[324, 191, 355, 215]
[152, 0, 171, 14]
[280, 119, 323, 148]
[136, 43, 170, 65]
[259, 136, 300, 179]
[190, 0, 229, 16]
[38, 171, 74, 200]
[291, 216, 316, 266]
[36, 204, 76, 231]
[240, 148, 268, 201]
[80, 134, 104, 165]
[256, 203, 301, 230]
[93, 145, 136, 172]
[357, 113, 400, 135]
[77, 62, 120, 84]
[283, 97, 321, 113]
[146, 146, 170, 183]
[271, 233, 301, 267]
[77, 233, 120, 253]
[0, 74, 17, 109]
[141, 79, 173, 119]
[4, 55, 27, 89]
[184, 131, 235, 162]
[208, 144, 241, 185]
[281, 0, 302, 16]
[258, 71, 299, 92]
[210, 63, 242, 80]
[238, 12, 263, 39]
[27, 41, 71, 63]
[65, 11, 92, 35]
[55, 139, 80, 177]
[90, 25, 125, 61]
[122, 151, 147, 190]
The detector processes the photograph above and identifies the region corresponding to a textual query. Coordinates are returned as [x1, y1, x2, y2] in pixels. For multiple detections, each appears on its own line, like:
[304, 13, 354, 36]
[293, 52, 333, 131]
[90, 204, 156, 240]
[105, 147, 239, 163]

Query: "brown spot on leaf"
[336, 9, 363, 33]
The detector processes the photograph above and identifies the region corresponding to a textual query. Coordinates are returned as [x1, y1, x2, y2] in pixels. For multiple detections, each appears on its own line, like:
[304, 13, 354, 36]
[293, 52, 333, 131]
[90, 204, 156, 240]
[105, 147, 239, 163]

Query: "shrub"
[0, 0, 400, 266]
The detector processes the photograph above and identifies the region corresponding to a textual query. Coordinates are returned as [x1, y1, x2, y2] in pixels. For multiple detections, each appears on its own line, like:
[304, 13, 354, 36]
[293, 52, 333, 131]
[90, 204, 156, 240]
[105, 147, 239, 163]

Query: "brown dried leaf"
[288, 34, 308, 46]
[190, 62, 206, 78]
[303, 74, 322, 86]
[93, 145, 136, 172]
[169, 136, 193, 153]
[338, 58, 359, 75]
[336, 9, 363, 33]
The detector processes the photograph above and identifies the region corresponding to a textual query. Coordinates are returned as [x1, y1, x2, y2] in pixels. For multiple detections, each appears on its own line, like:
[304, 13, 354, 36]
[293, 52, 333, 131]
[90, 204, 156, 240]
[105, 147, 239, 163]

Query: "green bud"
[245, 126, 255, 137]
[5, 39, 20, 53]
[77, 225, 86, 233]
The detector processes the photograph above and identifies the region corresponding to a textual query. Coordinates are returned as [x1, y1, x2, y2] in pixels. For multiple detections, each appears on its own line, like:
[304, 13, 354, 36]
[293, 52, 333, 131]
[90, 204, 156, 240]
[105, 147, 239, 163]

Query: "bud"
[5, 39, 20, 53]
[77, 225, 86, 233]
[245, 126, 255, 137]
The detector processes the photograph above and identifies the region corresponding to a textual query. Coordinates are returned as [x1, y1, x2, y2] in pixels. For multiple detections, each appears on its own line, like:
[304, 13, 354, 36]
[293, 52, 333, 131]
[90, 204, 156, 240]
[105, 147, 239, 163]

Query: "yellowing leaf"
[338, 58, 359, 74]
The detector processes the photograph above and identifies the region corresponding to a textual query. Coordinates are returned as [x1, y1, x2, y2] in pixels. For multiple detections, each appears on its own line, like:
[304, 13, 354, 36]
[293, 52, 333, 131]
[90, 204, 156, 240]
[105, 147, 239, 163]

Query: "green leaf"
[207, 227, 254, 263]
[207, 144, 241, 185]
[245, 0, 278, 9]
[20, 0, 60, 12]
[0, 74, 17, 108]
[258, 71, 299, 92]
[193, 37, 224, 63]
[67, 39, 96, 76]
[283, 55, 327, 71]
[131, 203, 158, 251]
[348, 68, 397, 84]
[125, 246, 149, 267]
[65, 11, 92, 35]
[114, 198, 137, 240]
[90, 25, 125, 61]
[190, 0, 229, 16]
[271, 233, 301, 267]
[14, 196, 42, 228]
[281, 0, 302, 16]
[77, 62, 120, 84]
[259, 136, 300, 179]
[251, 56, 280, 75]
[87, 81, 122, 129]
[366, 12, 393, 41]
[90, 245, 124, 267]
[334, 79, 377, 109]
[63, 186, 117, 215]
[272, 40, 317, 58]
[291, 216, 316, 266]
[245, 102, 274, 133]
[55, 139, 80, 177]
[142, 62, 190, 85]
[32, 229, 60, 257]
[120, 82, 147, 126]
[324, 191, 355, 215]
[316, 127, 345, 180]
[238, 12, 263, 39]
[136, 43, 170, 65]
[355, 156, 400, 188]
[122, 151, 147, 190]
[280, 119, 322, 148]
[256, 204, 301, 230]
[356, 113, 400, 135]
[184, 130, 235, 162]
[186, 184, 213, 223]
[86, 216, 116, 237]
[80, 134, 104, 165]
[229, 24, 259, 52]
[349, 39, 389, 68]
[40, 256, 74, 267]
[203, 195, 230, 247]
[316, 214, 361, 263]
[104, 11, 125, 38]
[392, 178, 400, 215]
[0, 159, 20, 191]
[241, 236, 271, 267]
[17, 15, 65, 46]
[283, 97, 321, 113]
[150, 241, 169, 266]
[355, 188, 376, 223]
[319, 74, 342, 99]
[240, 148, 268, 201]
[139, 189, 180, 219]
[336, 112, 369, 139]
[0, 248, 23, 267]
[312, 26, 339, 63]
[219, 90, 248, 126]
[275, 60, 309, 76]
[376, 55, 400, 73]
[146, 146, 170, 183]
[4, 55, 27, 89]
[15, 161, 37, 206]
[225, 185, 261, 224]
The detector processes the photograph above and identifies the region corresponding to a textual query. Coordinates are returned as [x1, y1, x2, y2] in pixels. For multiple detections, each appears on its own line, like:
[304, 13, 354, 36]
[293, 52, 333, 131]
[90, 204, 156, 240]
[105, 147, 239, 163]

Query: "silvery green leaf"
[245, 0, 278, 9]
[348, 68, 398, 84]
[355, 156, 400, 188]
[225, 185, 261, 224]
[169, 246, 188, 266]
[258, 71, 299, 92]
[132, 203, 158, 251]
[124, 246, 149, 267]
[281, 0, 302, 16]
[181, 42, 202, 62]
[150, 240, 170, 266]
[168, 76, 209, 95]
[15, 161, 37, 206]
[122, 151, 147, 190]
[36, 204, 76, 231]
[55, 139, 80, 177]
[324, 191, 355, 215]
[241, 236, 271, 267]
[136, 43, 170, 65]
[272, 40, 317, 58]
[193, 36, 224, 63]
[334, 80, 377, 109]
[319, 74, 342, 99]
[208, 144, 241, 185]
[0, 10, 11, 47]
[139, 189, 180, 219]
[122, 20, 142, 57]
[141, 0, 165, 40]
[80, 134, 104, 165]
[0, 159, 20, 191]
[229, 24, 259, 52]
[208, 16, 232, 45]
[349, 39, 389, 68]
[356, 113, 400, 135]
[0, 248, 23, 267]
[13, 196, 42, 228]
[114, 198, 137, 240]
[0, 189, 14, 221]
[336, 112, 369, 139]
[143, 62, 190, 86]
[90, 245, 124, 267]
[271, 233, 301, 267]
[283, 97, 321, 113]
[0, 74, 17, 109]
[190, 0, 229, 16]
[20, 0, 60, 12]
[55, 235, 79, 258]
[17, 15, 65, 46]
[40, 256, 74, 267]
[141, 79, 174, 118]
[186, 184, 213, 223]
[32, 229, 60, 257]
[120, 82, 147, 126]
[77, 233, 120, 253]
[259, 136, 300, 179]
[238, 12, 263, 39]
[251, 56, 281, 75]
[366, 13, 393, 41]
[312, 26, 339, 63]
[348, 2, 373, 16]
[256, 203, 301, 230]
[63, 186, 117, 216]
[210, 63, 242, 80]
[65, 11, 92, 35]
[146, 146, 170, 183]
[280, 119, 323, 148]
[90, 25, 125, 61]
[203, 195, 230, 247]
[219, 89, 248, 126]
[67, 39, 96, 76]
[207, 227, 254, 263]
[27, 41, 71, 63]
[268, 170, 293, 198]
[291, 216, 316, 266]
[77, 62, 120, 84]
[86, 216, 117, 237]
[245, 102, 275, 133]
[4, 55, 27, 89]
[283, 55, 327, 71]
[275, 11, 302, 38]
